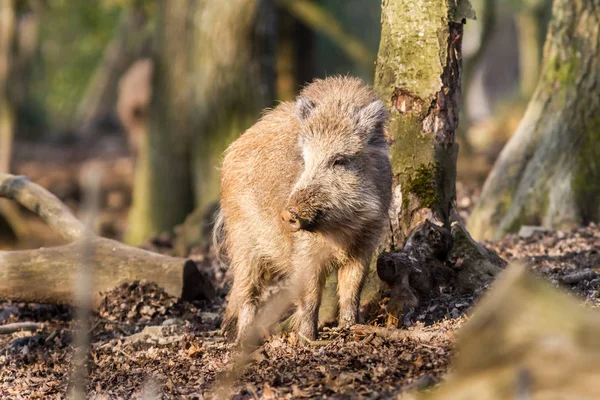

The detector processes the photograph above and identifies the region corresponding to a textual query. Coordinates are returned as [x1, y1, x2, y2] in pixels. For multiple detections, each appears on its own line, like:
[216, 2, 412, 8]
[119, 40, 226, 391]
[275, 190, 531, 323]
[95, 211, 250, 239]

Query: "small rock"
[200, 312, 219, 321]
[518, 225, 547, 238]
[162, 318, 184, 326]
[415, 374, 437, 391]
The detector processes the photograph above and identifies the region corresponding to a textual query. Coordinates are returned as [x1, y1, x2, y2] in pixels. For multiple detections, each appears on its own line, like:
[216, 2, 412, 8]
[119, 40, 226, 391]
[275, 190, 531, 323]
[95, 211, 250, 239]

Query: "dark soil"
[2, 142, 600, 399]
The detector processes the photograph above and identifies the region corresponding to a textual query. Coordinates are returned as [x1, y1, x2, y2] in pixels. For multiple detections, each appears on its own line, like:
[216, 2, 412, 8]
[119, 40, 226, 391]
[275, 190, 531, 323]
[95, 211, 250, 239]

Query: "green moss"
[544, 51, 580, 86]
[405, 163, 440, 209]
[573, 116, 600, 222]
[390, 116, 434, 173]
[374, 0, 447, 101]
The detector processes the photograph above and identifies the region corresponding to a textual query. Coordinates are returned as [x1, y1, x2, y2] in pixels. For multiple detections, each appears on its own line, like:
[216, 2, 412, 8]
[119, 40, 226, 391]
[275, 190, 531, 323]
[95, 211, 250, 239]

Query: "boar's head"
[281, 95, 389, 238]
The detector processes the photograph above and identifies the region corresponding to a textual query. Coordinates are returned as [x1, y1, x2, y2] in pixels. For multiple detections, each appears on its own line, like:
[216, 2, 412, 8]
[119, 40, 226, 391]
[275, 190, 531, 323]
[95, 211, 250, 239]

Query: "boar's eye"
[332, 156, 350, 168]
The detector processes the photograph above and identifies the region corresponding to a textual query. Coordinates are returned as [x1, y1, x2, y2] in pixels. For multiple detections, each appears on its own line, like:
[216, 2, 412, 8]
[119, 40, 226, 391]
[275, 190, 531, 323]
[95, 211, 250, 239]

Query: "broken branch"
[0, 322, 43, 335]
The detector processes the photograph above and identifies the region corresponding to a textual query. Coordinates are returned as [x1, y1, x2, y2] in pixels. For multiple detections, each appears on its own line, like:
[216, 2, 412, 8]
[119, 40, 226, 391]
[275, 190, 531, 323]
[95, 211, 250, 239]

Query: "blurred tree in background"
[469, 0, 600, 240]
[0, 0, 16, 173]
[73, 0, 153, 137]
[125, 0, 277, 245]
[33, 0, 122, 137]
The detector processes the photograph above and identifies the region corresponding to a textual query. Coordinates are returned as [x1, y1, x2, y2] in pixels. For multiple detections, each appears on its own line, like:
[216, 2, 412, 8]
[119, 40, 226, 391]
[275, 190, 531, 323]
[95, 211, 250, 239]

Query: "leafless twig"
[69, 164, 101, 400]
[0, 322, 43, 335]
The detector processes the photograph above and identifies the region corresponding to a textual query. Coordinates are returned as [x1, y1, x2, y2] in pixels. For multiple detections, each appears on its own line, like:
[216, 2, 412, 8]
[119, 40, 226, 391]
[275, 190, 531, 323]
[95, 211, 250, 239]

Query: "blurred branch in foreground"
[69, 164, 101, 400]
[418, 264, 600, 399]
[0, 173, 214, 306]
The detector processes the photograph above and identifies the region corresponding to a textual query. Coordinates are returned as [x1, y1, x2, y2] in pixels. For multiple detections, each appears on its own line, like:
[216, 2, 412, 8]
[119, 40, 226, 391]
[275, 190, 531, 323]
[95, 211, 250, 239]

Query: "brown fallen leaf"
[262, 383, 275, 399]
[292, 384, 310, 397]
[187, 344, 204, 358]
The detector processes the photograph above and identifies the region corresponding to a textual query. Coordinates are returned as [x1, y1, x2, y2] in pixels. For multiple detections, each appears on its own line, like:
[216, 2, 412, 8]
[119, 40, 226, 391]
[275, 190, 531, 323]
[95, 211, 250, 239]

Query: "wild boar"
[215, 76, 392, 342]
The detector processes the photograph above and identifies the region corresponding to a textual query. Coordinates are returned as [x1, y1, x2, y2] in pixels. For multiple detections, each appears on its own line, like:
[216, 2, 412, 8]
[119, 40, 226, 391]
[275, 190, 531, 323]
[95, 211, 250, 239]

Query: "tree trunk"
[468, 0, 600, 240]
[459, 0, 495, 153]
[73, 5, 150, 135]
[126, 0, 276, 245]
[0, 0, 23, 240]
[375, 0, 465, 241]
[276, 5, 315, 101]
[12, 0, 42, 113]
[353, 0, 503, 327]
[125, 1, 195, 245]
[189, 0, 277, 214]
[516, 0, 549, 99]
[0, 0, 15, 174]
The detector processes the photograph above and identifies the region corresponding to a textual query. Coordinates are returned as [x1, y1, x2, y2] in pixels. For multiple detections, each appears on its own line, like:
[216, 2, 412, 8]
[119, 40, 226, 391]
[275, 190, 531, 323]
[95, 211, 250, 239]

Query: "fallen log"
[0, 173, 214, 306]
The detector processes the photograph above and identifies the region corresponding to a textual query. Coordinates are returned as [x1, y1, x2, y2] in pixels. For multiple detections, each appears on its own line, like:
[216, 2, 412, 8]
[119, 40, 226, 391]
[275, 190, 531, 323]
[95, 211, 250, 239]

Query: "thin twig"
[0, 322, 43, 335]
[351, 324, 450, 343]
[69, 164, 102, 400]
[212, 285, 299, 399]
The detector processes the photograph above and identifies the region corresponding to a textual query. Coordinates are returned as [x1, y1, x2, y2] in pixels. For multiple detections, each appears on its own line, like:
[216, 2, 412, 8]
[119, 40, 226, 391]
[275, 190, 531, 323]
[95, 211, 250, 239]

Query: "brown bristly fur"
[215, 76, 392, 343]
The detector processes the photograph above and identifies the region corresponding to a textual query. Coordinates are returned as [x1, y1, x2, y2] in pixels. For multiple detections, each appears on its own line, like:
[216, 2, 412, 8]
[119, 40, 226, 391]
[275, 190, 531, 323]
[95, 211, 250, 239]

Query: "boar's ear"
[295, 97, 316, 122]
[355, 99, 387, 139]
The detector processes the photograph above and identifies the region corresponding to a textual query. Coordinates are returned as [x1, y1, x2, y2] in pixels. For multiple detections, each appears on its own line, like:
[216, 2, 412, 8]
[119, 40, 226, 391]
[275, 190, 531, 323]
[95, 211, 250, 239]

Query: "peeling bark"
[376, 2, 463, 240]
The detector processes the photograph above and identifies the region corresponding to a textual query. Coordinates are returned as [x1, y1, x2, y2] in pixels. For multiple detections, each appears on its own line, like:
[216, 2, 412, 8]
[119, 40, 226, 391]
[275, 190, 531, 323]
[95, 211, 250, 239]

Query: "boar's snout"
[281, 208, 303, 232]
[281, 207, 319, 232]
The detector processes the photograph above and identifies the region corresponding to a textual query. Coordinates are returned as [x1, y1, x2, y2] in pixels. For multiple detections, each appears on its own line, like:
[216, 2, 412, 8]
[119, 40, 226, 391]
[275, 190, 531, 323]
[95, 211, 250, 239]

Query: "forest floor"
[2, 141, 600, 399]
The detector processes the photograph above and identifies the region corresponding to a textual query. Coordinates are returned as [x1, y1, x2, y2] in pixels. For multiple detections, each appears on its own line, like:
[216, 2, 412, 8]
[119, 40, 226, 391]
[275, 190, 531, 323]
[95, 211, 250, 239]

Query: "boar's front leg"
[291, 258, 327, 341]
[337, 257, 369, 327]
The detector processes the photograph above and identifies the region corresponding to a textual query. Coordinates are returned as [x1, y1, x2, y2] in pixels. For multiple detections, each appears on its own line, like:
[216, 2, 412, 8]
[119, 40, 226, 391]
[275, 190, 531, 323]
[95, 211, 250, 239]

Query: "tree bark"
[459, 0, 495, 152]
[0, 173, 214, 306]
[375, 0, 465, 241]
[358, 0, 502, 327]
[276, 3, 315, 101]
[468, 0, 600, 240]
[516, 0, 550, 99]
[126, 0, 276, 245]
[0, 0, 23, 241]
[0, 0, 15, 174]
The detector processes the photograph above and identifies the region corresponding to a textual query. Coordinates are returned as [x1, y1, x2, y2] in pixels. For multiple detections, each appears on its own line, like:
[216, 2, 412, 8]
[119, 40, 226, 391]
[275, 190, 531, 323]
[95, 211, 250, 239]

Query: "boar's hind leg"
[337, 258, 369, 327]
[291, 264, 327, 341]
[223, 256, 263, 343]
